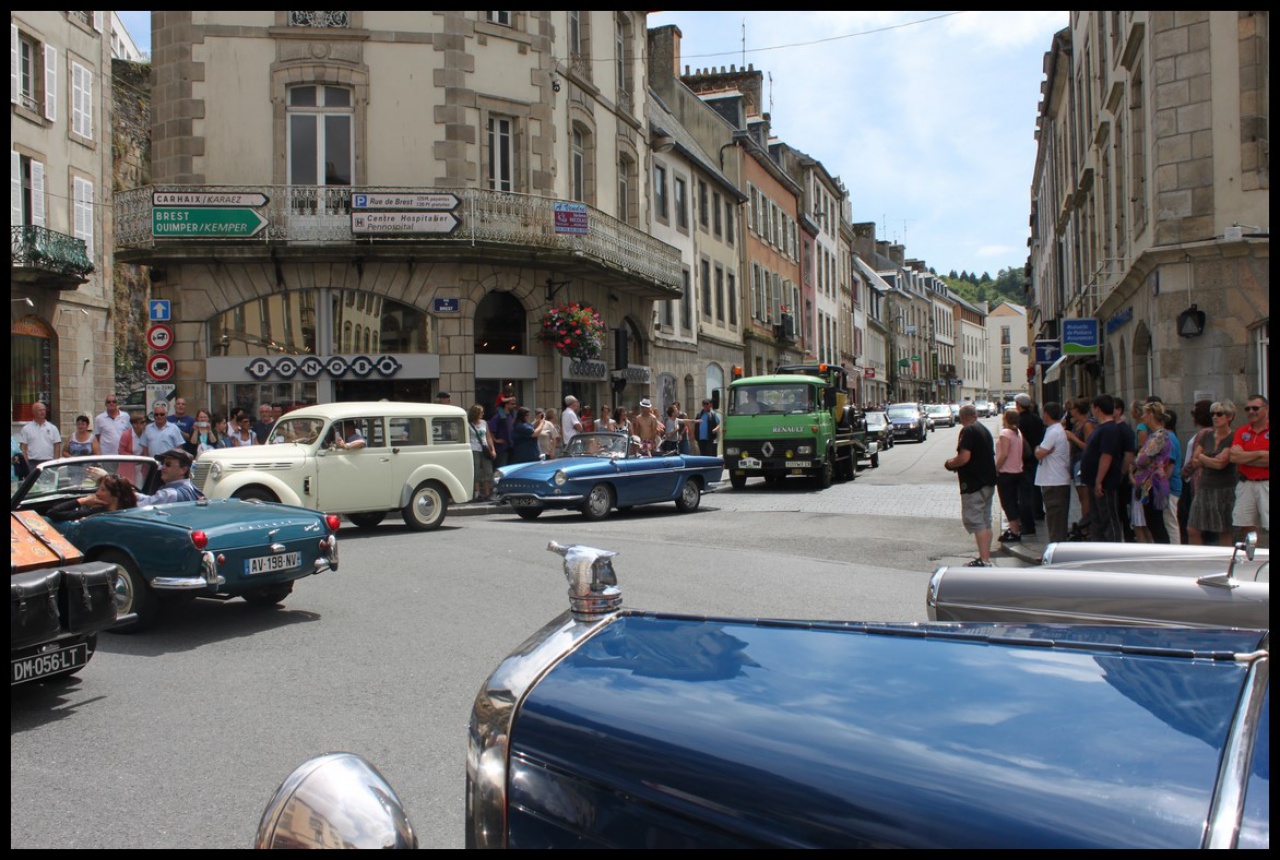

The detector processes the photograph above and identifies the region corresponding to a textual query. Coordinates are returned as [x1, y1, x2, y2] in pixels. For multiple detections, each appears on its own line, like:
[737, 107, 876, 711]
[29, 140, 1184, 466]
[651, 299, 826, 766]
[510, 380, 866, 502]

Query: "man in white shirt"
[1034, 401, 1073, 544]
[561, 395, 583, 447]
[139, 403, 186, 457]
[95, 394, 132, 455]
[19, 402, 61, 467]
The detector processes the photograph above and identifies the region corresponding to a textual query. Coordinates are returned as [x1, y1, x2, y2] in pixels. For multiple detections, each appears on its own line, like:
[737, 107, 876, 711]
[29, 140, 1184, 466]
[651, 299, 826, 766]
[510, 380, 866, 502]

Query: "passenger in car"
[47, 472, 139, 521]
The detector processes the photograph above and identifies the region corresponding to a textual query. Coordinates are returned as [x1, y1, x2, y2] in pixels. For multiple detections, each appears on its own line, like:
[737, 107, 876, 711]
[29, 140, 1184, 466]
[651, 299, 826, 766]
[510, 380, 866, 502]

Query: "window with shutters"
[12, 153, 46, 227]
[72, 176, 93, 250]
[12, 27, 57, 122]
[70, 60, 93, 140]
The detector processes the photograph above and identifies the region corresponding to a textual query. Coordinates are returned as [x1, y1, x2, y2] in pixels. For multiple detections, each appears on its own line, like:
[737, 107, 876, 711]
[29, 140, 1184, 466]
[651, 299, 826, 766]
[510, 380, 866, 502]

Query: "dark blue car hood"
[507, 616, 1267, 848]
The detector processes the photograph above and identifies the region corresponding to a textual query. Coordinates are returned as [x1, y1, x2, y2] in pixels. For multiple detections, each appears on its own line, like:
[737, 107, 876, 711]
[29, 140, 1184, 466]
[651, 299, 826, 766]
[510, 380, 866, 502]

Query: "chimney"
[647, 25, 683, 90]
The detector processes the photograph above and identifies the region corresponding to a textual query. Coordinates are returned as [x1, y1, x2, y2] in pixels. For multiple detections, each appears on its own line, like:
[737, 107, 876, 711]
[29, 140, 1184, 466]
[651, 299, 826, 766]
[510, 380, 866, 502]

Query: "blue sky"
[114, 11, 1066, 278]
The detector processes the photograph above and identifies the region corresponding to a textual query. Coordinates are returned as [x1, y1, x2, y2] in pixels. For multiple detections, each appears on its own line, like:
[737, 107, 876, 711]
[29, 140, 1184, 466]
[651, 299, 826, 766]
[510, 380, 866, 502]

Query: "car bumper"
[497, 493, 585, 510]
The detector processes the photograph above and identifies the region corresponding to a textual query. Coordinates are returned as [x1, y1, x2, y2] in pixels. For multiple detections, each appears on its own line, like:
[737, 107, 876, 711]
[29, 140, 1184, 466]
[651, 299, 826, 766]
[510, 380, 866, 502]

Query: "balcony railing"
[115, 185, 682, 294]
[10, 225, 94, 287]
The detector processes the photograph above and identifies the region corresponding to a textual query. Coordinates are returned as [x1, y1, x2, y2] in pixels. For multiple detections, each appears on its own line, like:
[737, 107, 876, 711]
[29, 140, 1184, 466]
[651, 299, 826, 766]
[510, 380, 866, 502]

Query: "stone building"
[11, 11, 113, 431]
[114, 11, 679, 416]
[1030, 12, 1269, 412]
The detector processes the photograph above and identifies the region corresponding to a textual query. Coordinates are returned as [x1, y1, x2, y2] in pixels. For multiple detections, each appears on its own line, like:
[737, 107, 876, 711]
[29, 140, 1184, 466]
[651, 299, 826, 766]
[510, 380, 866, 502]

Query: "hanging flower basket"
[537, 302, 606, 361]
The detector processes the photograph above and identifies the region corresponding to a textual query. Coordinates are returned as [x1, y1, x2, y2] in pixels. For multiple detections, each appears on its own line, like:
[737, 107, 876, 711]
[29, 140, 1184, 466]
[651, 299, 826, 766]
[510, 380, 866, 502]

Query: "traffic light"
[614, 327, 629, 370]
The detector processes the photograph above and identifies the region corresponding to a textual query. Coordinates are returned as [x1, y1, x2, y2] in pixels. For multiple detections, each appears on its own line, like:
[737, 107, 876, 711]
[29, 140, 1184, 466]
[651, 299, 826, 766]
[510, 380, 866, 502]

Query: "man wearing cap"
[633, 398, 663, 453]
[561, 396, 583, 447]
[435, 391, 452, 405]
[135, 449, 205, 505]
[1014, 392, 1046, 536]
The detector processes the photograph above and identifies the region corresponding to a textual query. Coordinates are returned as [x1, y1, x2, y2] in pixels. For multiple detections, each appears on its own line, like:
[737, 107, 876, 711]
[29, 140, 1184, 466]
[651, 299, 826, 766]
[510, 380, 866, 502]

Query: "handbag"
[472, 424, 494, 460]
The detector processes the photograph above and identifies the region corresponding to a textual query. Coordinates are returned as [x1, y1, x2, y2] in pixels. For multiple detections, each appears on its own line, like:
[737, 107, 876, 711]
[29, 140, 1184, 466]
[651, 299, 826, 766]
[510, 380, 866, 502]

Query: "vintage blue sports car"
[255, 542, 1269, 848]
[493, 432, 723, 520]
[11, 456, 339, 631]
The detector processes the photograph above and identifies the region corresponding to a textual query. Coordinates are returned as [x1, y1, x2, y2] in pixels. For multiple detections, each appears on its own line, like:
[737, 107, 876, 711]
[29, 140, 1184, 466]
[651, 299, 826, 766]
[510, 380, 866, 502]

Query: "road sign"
[149, 299, 171, 321]
[152, 191, 269, 207]
[146, 383, 176, 414]
[152, 208, 269, 237]
[147, 323, 174, 351]
[146, 353, 175, 382]
[352, 192, 459, 211]
[350, 211, 459, 234]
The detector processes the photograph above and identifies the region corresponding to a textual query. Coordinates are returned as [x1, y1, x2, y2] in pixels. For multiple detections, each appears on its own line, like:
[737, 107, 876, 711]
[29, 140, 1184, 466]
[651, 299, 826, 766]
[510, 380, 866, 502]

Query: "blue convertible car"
[257, 542, 1269, 849]
[11, 456, 339, 631]
[493, 432, 723, 520]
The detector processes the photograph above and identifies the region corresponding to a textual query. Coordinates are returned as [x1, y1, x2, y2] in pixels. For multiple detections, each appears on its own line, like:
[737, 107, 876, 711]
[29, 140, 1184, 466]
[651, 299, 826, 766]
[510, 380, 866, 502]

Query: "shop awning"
[1043, 354, 1071, 384]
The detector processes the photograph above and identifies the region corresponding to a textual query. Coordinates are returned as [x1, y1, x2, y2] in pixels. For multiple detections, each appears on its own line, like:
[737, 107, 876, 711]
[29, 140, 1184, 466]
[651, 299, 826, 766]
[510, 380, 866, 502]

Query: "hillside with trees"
[942, 266, 1029, 309]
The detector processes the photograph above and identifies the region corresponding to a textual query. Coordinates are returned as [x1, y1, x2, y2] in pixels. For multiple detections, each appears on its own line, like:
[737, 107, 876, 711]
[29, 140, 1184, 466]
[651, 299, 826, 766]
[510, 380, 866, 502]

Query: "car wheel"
[243, 583, 294, 607]
[816, 454, 834, 489]
[99, 551, 158, 632]
[729, 471, 747, 490]
[402, 481, 447, 531]
[514, 507, 543, 520]
[234, 486, 279, 503]
[346, 512, 386, 530]
[675, 479, 701, 513]
[580, 483, 614, 521]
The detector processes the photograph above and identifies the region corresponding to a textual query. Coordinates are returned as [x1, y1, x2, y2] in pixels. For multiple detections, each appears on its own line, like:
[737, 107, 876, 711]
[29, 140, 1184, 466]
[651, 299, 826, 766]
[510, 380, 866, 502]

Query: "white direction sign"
[351, 211, 459, 235]
[152, 191, 270, 207]
[352, 192, 459, 211]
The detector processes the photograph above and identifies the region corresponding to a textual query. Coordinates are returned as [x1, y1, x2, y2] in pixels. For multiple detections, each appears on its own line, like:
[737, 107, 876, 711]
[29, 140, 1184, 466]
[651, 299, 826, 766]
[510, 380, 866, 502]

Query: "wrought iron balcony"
[10, 225, 94, 288]
[115, 185, 682, 298]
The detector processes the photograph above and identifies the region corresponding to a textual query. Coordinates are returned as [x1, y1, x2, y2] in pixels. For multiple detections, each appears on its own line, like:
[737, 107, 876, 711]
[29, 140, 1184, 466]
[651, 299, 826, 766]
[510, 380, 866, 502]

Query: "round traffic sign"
[147, 323, 174, 351]
[147, 353, 175, 382]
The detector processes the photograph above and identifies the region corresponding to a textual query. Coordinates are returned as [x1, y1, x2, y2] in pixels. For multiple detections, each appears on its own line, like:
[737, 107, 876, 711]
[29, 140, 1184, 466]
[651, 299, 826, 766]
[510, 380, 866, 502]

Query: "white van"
[194, 402, 472, 531]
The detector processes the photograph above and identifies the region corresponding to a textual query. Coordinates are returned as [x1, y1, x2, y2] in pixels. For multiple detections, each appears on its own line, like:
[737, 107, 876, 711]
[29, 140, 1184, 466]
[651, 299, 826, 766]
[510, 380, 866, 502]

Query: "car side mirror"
[256, 753, 417, 849]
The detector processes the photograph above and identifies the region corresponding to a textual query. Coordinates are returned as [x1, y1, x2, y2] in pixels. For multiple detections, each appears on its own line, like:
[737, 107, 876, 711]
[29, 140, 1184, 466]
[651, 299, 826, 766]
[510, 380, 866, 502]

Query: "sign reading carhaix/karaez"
[351, 211, 459, 234]
[152, 191, 269, 207]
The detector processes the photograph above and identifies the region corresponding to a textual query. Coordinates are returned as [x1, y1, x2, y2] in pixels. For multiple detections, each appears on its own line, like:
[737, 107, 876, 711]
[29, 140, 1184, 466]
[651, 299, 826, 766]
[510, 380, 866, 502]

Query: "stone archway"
[1132, 321, 1152, 398]
[474, 291, 527, 355]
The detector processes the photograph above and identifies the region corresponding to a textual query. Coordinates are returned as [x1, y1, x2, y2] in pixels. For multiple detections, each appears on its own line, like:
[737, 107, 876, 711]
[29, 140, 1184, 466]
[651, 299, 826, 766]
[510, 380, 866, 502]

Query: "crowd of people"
[946, 392, 1269, 567]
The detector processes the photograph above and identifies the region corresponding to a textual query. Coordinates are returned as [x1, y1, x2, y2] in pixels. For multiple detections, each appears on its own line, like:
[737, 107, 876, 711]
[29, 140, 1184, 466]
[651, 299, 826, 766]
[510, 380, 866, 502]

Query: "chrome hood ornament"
[548, 541, 622, 619]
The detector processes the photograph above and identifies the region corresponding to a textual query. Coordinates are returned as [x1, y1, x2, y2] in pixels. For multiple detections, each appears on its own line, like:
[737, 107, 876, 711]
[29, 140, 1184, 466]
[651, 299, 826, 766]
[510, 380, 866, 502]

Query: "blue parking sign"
[149, 300, 171, 322]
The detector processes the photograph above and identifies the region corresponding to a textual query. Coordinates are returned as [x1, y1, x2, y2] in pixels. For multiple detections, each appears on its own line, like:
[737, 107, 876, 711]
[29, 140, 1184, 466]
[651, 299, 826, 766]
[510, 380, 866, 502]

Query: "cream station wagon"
[194, 402, 473, 531]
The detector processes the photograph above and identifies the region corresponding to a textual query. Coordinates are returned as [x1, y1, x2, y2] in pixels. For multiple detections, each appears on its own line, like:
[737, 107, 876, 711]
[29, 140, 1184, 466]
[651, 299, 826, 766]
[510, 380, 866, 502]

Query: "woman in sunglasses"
[47, 472, 139, 522]
[1186, 401, 1237, 546]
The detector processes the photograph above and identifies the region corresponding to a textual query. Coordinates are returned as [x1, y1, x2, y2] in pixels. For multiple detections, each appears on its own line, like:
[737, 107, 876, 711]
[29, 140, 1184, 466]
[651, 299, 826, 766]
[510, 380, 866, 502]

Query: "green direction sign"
[153, 208, 268, 237]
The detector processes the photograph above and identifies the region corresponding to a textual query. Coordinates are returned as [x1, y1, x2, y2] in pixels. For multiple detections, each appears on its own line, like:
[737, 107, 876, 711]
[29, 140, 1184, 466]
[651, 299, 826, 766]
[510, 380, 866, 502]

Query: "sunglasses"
[105, 399, 117, 404]
[1244, 405, 1263, 412]
[131, 419, 146, 424]
[1211, 411, 1229, 417]
[153, 412, 166, 417]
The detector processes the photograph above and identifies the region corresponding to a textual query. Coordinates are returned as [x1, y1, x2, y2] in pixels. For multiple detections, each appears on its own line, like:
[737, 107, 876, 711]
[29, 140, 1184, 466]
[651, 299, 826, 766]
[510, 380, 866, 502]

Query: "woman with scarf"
[1130, 401, 1174, 543]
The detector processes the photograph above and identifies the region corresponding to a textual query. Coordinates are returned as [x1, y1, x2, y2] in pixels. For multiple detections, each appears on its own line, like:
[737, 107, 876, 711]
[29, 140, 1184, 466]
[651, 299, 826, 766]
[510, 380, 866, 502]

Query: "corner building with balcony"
[117, 12, 679, 415]
[11, 12, 111, 431]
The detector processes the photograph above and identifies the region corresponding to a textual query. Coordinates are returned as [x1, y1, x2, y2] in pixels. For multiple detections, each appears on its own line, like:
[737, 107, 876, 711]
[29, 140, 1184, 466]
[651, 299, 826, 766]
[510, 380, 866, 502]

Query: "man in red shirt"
[1229, 394, 1269, 540]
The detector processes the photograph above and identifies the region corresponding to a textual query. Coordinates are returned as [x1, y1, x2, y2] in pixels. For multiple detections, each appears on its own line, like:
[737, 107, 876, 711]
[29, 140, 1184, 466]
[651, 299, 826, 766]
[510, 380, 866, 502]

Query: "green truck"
[722, 363, 867, 490]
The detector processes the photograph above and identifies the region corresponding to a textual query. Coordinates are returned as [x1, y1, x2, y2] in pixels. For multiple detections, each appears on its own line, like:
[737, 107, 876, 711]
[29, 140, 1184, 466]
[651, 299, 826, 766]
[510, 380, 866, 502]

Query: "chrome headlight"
[208, 462, 222, 481]
[725, 446, 739, 456]
[553, 470, 568, 487]
[796, 444, 814, 455]
[493, 469, 505, 482]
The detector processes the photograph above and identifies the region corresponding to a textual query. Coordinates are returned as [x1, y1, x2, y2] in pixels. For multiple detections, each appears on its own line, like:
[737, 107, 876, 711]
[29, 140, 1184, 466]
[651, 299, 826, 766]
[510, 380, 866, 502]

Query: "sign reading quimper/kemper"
[351, 211, 459, 234]
[152, 207, 269, 237]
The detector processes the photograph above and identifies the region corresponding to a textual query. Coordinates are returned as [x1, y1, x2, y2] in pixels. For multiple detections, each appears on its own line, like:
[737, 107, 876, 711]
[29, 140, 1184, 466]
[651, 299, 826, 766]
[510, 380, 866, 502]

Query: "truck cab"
[722, 363, 866, 490]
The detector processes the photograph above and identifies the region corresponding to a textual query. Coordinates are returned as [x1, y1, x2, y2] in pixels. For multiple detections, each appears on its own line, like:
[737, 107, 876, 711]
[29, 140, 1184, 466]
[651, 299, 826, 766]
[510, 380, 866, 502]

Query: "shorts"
[1233, 479, 1269, 531]
[473, 450, 494, 483]
[960, 485, 995, 535]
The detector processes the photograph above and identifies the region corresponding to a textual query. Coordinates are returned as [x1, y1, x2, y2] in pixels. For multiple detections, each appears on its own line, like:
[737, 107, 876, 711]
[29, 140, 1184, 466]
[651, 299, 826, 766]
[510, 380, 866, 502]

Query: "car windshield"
[866, 412, 888, 427]
[266, 417, 325, 445]
[729, 384, 814, 415]
[886, 405, 918, 418]
[16, 458, 157, 503]
[927, 406, 949, 416]
[565, 432, 630, 459]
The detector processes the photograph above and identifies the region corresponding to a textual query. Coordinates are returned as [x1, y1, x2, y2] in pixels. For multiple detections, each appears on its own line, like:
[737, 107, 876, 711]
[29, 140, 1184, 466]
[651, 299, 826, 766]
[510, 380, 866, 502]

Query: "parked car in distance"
[926, 403, 956, 428]
[12, 510, 120, 685]
[864, 410, 894, 452]
[11, 456, 339, 630]
[928, 535, 1268, 629]
[257, 542, 1270, 849]
[493, 432, 723, 520]
[195, 402, 472, 531]
[886, 402, 929, 442]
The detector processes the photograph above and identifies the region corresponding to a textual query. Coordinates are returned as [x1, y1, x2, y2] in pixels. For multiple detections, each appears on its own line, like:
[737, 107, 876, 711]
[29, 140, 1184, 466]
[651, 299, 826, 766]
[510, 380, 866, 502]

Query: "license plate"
[739, 457, 762, 469]
[246, 552, 301, 575]
[789, 461, 812, 468]
[12, 642, 88, 685]
[509, 497, 539, 508]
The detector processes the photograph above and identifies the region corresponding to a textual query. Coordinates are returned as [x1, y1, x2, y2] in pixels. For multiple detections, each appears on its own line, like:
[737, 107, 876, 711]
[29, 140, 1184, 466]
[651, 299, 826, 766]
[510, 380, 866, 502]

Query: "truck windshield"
[730, 384, 814, 415]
